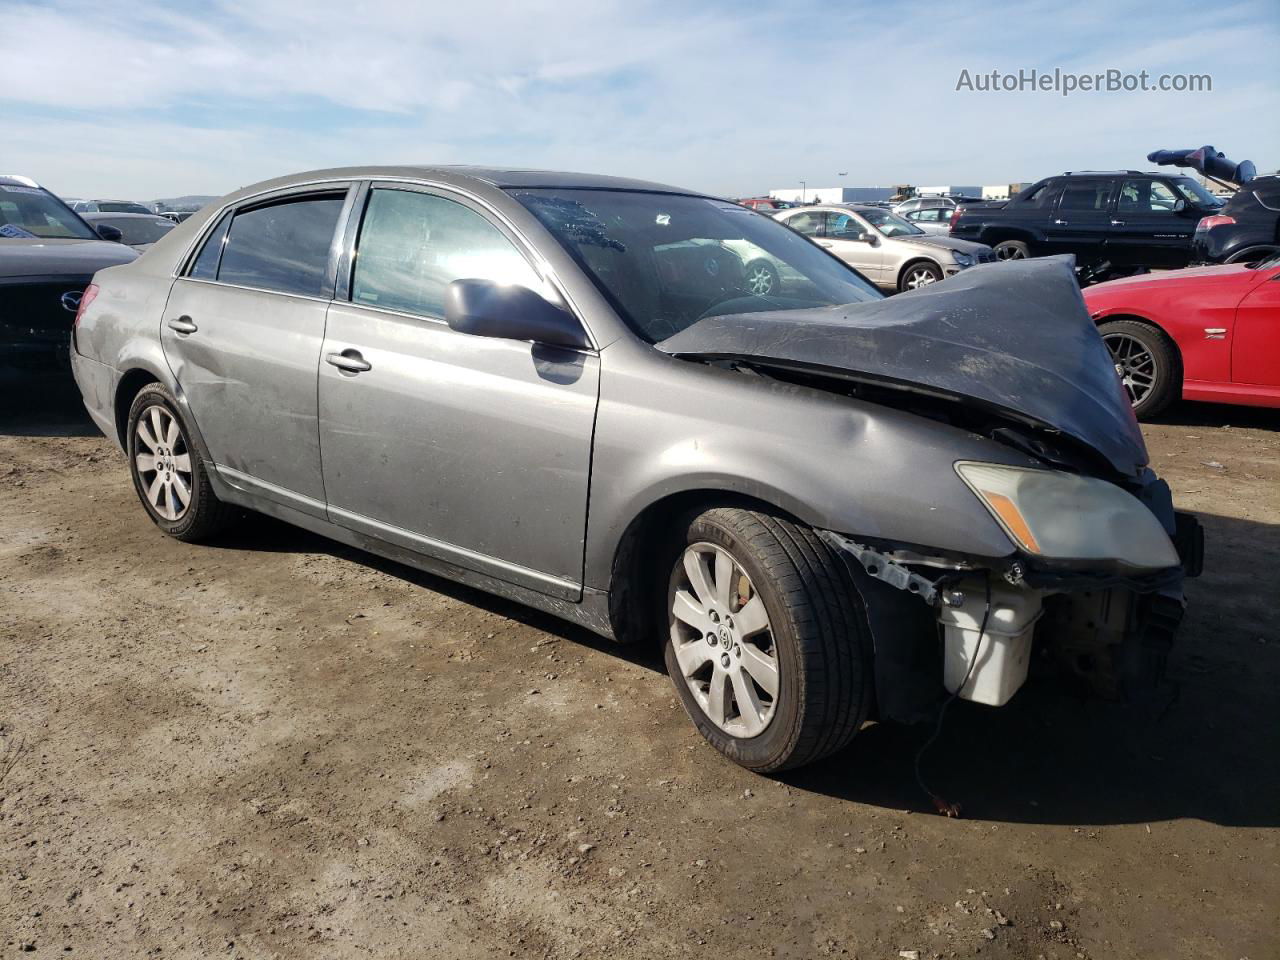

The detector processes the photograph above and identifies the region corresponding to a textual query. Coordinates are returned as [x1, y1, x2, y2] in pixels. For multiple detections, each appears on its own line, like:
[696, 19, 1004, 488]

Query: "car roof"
[80, 211, 168, 220]
[229, 165, 710, 199]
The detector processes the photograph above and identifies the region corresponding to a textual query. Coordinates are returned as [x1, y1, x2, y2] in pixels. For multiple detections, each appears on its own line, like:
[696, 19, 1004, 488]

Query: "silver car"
[70, 166, 1198, 774]
[899, 206, 954, 235]
[776, 204, 994, 290]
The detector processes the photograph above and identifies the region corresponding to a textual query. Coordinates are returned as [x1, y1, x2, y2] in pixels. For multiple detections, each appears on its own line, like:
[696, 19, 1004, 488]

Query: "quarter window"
[351, 188, 541, 319]
[216, 193, 346, 297]
[188, 212, 231, 280]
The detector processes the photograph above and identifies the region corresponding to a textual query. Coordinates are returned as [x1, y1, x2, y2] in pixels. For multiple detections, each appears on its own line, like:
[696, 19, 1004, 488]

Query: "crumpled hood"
[0, 237, 138, 279]
[657, 256, 1149, 477]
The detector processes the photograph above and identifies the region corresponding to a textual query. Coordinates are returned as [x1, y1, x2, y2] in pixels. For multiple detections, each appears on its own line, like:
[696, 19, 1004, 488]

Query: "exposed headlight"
[955, 462, 1179, 571]
[951, 251, 973, 266]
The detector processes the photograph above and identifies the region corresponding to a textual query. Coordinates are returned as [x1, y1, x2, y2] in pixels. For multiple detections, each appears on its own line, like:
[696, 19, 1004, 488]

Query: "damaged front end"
[819, 467, 1202, 721]
[657, 257, 1204, 720]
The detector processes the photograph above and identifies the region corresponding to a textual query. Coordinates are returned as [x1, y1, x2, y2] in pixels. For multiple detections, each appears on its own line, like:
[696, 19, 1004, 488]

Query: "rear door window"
[217, 193, 346, 297]
[783, 211, 825, 237]
[350, 188, 541, 319]
[1057, 180, 1115, 212]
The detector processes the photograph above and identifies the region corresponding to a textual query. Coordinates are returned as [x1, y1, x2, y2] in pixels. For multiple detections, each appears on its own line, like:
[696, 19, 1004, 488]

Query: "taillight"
[949, 207, 963, 230]
[1195, 214, 1236, 232]
[74, 283, 99, 328]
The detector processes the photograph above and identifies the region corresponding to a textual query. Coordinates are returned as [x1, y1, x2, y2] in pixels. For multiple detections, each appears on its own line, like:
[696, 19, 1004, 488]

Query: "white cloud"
[1, 0, 1276, 199]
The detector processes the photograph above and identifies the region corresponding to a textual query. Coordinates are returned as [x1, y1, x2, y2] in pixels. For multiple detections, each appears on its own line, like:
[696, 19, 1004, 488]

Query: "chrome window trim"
[173, 174, 599, 351]
[171, 275, 336, 306]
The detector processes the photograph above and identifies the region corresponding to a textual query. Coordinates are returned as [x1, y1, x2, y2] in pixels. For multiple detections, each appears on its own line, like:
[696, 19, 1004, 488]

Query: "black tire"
[1097, 319, 1180, 420]
[126, 383, 234, 542]
[898, 260, 943, 291]
[743, 259, 780, 296]
[993, 239, 1030, 261]
[1225, 246, 1278, 265]
[662, 507, 873, 773]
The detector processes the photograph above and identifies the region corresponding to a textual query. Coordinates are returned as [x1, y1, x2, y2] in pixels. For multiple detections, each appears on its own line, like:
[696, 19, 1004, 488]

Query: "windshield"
[0, 184, 97, 240]
[1171, 177, 1225, 208]
[98, 201, 154, 214]
[98, 216, 175, 245]
[855, 207, 925, 237]
[511, 189, 882, 342]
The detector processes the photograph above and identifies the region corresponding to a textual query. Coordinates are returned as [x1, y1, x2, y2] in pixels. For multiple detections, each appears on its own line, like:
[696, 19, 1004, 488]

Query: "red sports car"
[1083, 256, 1280, 419]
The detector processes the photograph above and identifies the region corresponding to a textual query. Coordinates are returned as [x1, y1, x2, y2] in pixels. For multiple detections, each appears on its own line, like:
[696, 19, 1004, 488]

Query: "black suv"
[1, 176, 138, 367]
[949, 171, 1223, 272]
[1191, 175, 1280, 264]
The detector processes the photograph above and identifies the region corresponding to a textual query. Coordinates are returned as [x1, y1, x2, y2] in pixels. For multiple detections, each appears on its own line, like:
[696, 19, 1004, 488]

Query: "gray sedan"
[71, 166, 1197, 773]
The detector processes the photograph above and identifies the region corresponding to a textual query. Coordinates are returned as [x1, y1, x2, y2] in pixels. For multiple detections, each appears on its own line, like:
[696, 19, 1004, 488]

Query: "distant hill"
[152, 195, 218, 213]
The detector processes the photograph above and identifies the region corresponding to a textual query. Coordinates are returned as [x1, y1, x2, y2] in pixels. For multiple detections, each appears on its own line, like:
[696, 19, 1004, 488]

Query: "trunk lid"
[657, 256, 1149, 477]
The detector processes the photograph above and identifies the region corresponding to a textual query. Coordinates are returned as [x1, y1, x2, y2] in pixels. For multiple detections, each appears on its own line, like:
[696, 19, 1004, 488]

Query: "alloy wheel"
[1102, 332, 1157, 407]
[905, 266, 939, 289]
[134, 405, 193, 521]
[745, 264, 776, 296]
[995, 243, 1026, 261]
[669, 542, 779, 738]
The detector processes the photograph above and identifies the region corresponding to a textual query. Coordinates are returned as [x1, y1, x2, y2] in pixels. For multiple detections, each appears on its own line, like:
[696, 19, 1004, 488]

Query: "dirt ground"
[2, 368, 1277, 960]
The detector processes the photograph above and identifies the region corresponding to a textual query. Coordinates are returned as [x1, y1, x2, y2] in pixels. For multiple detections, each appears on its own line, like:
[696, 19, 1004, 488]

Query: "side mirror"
[1173, 198, 1187, 213]
[444, 279, 589, 349]
[857, 232, 876, 244]
[95, 224, 123, 243]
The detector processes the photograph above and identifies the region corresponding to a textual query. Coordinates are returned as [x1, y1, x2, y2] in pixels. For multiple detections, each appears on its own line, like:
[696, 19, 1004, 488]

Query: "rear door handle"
[1052, 219, 1069, 226]
[326, 349, 372, 374]
[817, 241, 834, 248]
[167, 316, 197, 334]
[1111, 219, 1126, 226]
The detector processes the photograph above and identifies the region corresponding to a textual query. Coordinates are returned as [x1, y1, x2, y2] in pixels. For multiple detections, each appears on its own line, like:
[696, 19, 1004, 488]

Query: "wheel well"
[980, 229, 1033, 248]
[114, 369, 160, 447]
[606, 490, 797, 647]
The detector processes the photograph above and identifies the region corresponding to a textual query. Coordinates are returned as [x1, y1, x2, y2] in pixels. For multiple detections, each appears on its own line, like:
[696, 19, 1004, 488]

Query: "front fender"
[583, 350, 1030, 591]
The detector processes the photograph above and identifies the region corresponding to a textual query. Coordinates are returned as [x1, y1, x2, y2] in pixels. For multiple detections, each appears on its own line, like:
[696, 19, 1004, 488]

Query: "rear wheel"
[663, 507, 872, 772]
[127, 383, 233, 541]
[993, 239, 1030, 261]
[1098, 319, 1180, 420]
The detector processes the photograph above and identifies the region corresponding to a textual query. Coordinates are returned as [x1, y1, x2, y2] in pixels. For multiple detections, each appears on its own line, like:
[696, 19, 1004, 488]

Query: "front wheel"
[127, 383, 234, 541]
[899, 261, 943, 291]
[663, 508, 872, 772]
[1098, 319, 1180, 420]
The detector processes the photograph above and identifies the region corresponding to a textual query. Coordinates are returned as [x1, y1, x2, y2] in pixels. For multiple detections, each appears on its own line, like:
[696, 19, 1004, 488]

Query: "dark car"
[1, 176, 138, 367]
[81, 211, 177, 251]
[949, 171, 1223, 273]
[72, 199, 155, 215]
[1191, 175, 1280, 264]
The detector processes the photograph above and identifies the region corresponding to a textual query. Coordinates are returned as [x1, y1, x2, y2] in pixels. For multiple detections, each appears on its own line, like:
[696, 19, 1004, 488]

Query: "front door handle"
[167, 316, 198, 334]
[1052, 219, 1069, 226]
[817, 240, 834, 248]
[326, 349, 372, 374]
[1111, 219, 1126, 226]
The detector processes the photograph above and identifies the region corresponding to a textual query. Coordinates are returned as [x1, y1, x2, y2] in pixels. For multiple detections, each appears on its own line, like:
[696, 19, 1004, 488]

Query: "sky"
[2, 0, 1277, 201]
